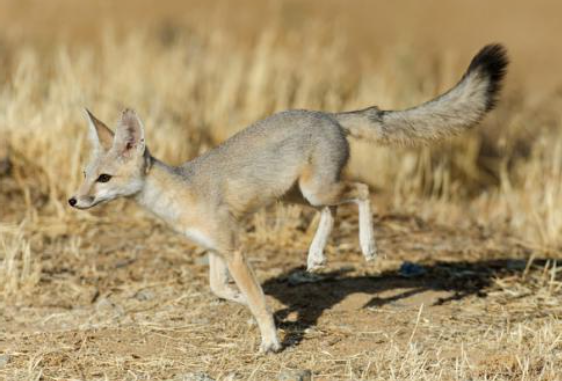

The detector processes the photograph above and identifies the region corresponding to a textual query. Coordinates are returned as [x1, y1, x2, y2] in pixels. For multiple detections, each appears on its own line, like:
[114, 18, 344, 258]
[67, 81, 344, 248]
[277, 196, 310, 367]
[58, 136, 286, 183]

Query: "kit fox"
[69, 44, 508, 353]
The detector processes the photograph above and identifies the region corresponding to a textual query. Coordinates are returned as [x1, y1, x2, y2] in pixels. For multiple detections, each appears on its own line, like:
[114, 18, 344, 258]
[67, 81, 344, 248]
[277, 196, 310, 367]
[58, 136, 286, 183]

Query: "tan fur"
[69, 44, 508, 354]
[335, 44, 508, 145]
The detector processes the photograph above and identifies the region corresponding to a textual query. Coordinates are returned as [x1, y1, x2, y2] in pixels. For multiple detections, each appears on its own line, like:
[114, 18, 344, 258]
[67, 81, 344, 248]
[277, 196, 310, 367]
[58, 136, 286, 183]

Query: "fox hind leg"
[299, 131, 376, 265]
[343, 182, 377, 261]
[307, 206, 336, 272]
[301, 176, 377, 262]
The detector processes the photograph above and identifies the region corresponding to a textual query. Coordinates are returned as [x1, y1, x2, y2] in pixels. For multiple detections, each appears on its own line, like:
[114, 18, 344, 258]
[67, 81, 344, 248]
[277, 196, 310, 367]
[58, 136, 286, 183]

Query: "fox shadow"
[262, 258, 541, 349]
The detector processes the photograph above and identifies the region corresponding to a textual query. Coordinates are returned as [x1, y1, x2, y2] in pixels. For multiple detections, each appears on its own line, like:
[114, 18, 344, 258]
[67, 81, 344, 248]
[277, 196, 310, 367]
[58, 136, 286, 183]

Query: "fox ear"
[84, 108, 114, 152]
[113, 108, 146, 159]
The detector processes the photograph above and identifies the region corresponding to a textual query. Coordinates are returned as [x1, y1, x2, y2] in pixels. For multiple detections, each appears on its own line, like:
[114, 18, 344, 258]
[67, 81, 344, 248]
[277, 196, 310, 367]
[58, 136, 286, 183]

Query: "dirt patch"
[1, 203, 560, 380]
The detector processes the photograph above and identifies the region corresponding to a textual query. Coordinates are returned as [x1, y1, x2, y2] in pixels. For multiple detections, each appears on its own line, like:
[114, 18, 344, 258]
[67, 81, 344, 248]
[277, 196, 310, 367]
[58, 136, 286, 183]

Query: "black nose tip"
[68, 197, 77, 207]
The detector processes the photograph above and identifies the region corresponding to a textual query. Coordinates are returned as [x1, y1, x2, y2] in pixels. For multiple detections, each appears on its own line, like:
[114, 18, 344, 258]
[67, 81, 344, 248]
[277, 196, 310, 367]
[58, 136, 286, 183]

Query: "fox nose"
[68, 197, 77, 207]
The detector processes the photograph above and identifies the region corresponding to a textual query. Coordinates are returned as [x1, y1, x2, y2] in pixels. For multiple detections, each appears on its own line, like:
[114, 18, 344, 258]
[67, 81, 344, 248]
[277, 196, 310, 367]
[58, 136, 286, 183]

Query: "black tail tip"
[467, 43, 509, 111]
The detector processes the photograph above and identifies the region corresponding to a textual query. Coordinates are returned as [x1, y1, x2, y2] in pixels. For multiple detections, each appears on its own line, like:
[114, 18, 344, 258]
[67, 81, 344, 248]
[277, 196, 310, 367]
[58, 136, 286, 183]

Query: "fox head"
[68, 109, 151, 210]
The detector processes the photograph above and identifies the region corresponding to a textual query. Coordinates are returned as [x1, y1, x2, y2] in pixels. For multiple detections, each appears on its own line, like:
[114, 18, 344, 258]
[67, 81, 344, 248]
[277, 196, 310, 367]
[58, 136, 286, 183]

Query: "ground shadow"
[263, 258, 548, 349]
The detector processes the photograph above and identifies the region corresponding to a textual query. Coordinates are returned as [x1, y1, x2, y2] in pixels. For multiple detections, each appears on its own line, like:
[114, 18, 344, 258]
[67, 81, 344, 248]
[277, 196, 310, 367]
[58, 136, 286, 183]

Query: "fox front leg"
[224, 249, 281, 353]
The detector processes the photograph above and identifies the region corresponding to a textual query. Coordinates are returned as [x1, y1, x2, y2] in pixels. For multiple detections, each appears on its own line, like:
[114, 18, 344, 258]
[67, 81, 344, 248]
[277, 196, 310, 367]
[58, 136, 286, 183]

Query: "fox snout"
[67, 194, 96, 209]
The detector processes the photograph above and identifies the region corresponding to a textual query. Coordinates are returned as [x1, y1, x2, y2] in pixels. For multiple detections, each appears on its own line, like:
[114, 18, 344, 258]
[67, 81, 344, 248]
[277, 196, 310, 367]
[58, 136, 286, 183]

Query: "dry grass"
[1, 4, 562, 380]
[0, 223, 40, 297]
[2, 27, 562, 246]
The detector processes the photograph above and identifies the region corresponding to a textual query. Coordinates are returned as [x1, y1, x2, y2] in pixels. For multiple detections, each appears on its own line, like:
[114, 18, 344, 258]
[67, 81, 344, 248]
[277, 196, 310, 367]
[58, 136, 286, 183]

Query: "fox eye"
[96, 174, 112, 183]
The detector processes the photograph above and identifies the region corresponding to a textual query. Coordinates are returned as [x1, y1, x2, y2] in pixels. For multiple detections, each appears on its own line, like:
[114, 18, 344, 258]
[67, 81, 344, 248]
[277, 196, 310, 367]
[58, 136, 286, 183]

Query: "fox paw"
[307, 261, 326, 273]
[307, 253, 326, 272]
[259, 338, 282, 354]
[212, 287, 247, 305]
[361, 241, 378, 262]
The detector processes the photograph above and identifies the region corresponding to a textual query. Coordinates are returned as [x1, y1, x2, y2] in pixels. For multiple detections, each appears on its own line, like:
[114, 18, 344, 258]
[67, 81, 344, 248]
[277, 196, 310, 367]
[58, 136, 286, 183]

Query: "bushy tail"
[334, 44, 509, 145]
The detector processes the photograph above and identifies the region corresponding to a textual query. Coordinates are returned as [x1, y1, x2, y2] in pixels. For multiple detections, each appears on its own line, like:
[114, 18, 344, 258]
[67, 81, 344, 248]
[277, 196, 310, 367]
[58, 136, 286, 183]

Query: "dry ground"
[1, 197, 561, 380]
[1, 1, 562, 380]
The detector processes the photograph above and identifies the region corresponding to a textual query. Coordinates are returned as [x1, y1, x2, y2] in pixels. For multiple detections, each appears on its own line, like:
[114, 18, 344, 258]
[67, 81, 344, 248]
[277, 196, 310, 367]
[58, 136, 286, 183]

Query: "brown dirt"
[1, 195, 559, 380]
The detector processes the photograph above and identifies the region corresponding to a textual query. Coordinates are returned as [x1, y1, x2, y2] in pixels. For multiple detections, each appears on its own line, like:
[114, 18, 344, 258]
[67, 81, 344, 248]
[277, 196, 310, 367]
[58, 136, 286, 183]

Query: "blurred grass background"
[1, 0, 562, 247]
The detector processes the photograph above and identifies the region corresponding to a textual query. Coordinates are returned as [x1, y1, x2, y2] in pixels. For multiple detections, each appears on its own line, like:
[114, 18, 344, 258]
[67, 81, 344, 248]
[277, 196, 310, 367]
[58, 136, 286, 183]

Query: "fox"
[69, 44, 508, 353]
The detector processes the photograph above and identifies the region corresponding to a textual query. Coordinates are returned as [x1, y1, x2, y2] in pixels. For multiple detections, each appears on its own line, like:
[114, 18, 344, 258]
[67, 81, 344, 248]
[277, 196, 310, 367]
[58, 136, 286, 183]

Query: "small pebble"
[195, 253, 210, 266]
[95, 298, 125, 316]
[0, 141, 10, 177]
[0, 354, 10, 368]
[0, 157, 11, 177]
[174, 372, 215, 381]
[134, 289, 155, 301]
[398, 261, 426, 278]
[277, 369, 312, 381]
[287, 271, 324, 286]
[222, 373, 240, 381]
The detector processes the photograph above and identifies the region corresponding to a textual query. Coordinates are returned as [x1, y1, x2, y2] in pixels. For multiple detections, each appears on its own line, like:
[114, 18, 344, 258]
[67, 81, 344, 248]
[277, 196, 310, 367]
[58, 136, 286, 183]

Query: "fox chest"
[143, 197, 216, 250]
[158, 210, 216, 250]
[158, 213, 217, 250]
[182, 227, 216, 250]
